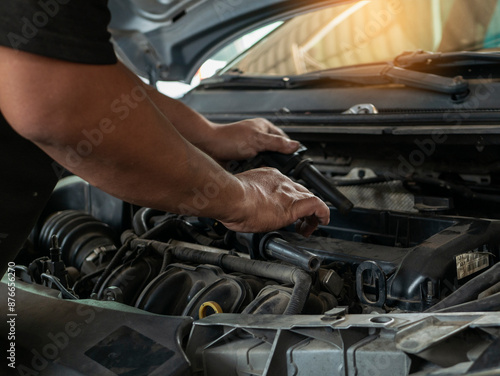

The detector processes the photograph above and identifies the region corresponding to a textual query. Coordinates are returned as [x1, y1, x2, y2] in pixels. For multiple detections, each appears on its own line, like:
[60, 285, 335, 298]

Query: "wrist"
[190, 121, 222, 157]
[213, 172, 251, 227]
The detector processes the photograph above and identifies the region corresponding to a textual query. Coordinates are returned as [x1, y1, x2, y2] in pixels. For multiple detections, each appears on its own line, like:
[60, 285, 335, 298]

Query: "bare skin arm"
[0, 48, 329, 235]
[126, 66, 301, 161]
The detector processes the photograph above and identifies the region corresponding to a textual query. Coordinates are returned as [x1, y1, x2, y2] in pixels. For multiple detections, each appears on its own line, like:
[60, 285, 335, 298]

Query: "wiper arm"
[395, 50, 500, 68]
[202, 63, 469, 95]
[379, 65, 468, 95]
[200, 75, 289, 89]
[303, 63, 468, 95]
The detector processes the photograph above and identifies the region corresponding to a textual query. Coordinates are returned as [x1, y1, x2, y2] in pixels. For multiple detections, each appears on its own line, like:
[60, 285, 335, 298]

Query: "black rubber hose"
[259, 150, 353, 215]
[426, 262, 500, 312]
[141, 218, 225, 248]
[284, 272, 312, 315]
[434, 291, 500, 313]
[130, 237, 312, 315]
[160, 248, 173, 273]
[73, 268, 104, 297]
[261, 235, 321, 272]
[335, 176, 396, 186]
[294, 161, 353, 215]
[140, 219, 178, 240]
[410, 176, 500, 204]
[96, 222, 177, 295]
[93, 219, 225, 298]
[91, 230, 136, 297]
[132, 208, 164, 236]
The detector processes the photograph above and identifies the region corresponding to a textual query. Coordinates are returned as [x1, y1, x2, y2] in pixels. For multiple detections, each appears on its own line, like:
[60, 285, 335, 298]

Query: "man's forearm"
[126, 67, 218, 150]
[128, 68, 301, 162]
[0, 48, 329, 235]
[0, 50, 245, 222]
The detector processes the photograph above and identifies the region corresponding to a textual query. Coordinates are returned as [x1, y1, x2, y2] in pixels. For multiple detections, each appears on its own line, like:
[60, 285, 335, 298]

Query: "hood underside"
[108, 0, 339, 82]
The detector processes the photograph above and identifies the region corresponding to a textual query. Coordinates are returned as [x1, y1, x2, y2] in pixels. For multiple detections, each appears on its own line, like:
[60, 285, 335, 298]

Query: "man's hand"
[0, 51, 327, 237]
[203, 118, 300, 161]
[220, 167, 330, 237]
[133, 74, 299, 162]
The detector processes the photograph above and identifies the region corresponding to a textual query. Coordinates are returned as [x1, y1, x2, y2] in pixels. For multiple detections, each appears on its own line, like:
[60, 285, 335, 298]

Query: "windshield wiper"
[202, 62, 469, 95]
[200, 75, 290, 89]
[395, 50, 500, 68]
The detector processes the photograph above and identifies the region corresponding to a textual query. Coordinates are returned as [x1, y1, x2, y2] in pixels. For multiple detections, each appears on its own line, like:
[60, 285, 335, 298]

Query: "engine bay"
[25, 201, 500, 316]
[15, 152, 500, 319]
[6, 147, 500, 375]
[5, 127, 500, 375]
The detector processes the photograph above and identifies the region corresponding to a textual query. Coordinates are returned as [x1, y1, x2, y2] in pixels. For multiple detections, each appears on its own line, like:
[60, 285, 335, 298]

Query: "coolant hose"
[129, 236, 312, 315]
[426, 261, 500, 312]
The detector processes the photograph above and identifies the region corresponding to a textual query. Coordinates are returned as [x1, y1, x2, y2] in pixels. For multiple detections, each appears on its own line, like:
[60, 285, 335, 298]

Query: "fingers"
[250, 117, 286, 136]
[249, 118, 298, 153]
[237, 167, 330, 235]
[302, 197, 330, 226]
[265, 122, 288, 138]
[292, 196, 330, 237]
[219, 118, 298, 159]
[291, 180, 312, 194]
[295, 216, 320, 238]
[255, 132, 300, 155]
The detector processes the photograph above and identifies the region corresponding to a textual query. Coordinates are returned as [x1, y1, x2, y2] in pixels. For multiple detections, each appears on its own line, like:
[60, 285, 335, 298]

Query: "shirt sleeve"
[0, 0, 117, 65]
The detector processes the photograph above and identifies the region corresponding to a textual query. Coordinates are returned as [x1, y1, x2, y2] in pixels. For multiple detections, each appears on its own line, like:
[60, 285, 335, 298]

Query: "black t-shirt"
[0, 0, 117, 276]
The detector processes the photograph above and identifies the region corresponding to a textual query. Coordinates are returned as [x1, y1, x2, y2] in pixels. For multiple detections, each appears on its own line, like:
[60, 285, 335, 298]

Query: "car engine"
[25, 184, 500, 317]
[6, 145, 500, 375]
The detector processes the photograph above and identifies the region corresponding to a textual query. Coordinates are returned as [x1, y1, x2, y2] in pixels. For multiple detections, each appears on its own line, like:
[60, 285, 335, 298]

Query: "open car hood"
[108, 0, 335, 82]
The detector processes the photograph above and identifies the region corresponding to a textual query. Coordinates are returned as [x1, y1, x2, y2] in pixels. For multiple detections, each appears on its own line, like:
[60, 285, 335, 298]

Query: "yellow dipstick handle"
[199, 301, 223, 318]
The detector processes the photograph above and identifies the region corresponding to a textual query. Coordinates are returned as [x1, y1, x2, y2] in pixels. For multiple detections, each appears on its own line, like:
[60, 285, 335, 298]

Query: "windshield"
[222, 0, 500, 76]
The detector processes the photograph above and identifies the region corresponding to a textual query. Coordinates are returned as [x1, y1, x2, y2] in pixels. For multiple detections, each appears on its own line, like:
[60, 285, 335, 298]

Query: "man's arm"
[0, 47, 329, 235]
[126, 66, 300, 161]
